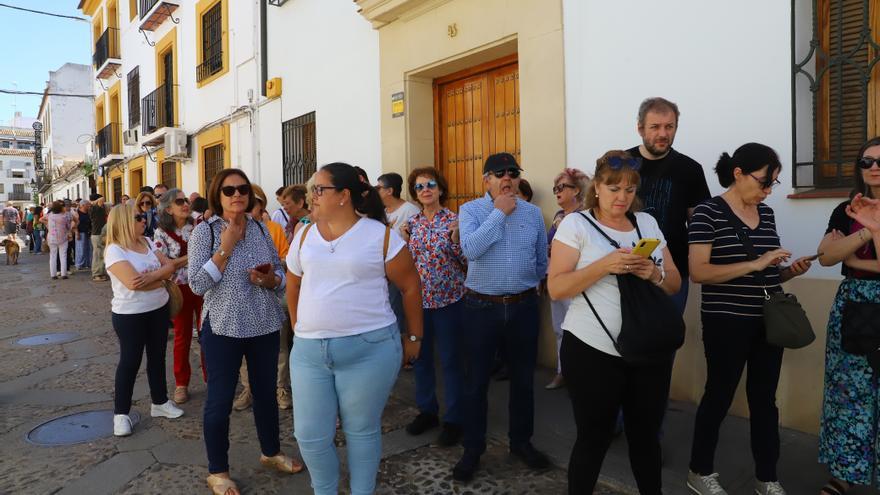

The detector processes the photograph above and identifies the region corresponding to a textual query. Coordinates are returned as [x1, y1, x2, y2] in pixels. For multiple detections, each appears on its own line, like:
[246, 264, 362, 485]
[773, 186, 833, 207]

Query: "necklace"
[328, 238, 341, 253]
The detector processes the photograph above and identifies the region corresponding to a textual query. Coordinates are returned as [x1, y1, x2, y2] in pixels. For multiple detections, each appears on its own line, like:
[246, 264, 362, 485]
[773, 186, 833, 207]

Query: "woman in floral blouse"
[154, 188, 204, 404]
[400, 167, 467, 446]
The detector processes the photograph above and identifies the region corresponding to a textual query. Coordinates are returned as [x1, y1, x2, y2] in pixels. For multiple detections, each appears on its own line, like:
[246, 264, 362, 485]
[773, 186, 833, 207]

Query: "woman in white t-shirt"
[287, 163, 423, 495]
[104, 203, 183, 438]
[547, 151, 681, 495]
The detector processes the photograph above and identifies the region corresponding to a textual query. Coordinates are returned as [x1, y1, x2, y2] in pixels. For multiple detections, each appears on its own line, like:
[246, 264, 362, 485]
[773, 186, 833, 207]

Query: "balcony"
[96, 123, 123, 166]
[93, 28, 121, 80]
[196, 50, 223, 83]
[141, 84, 174, 145]
[139, 0, 181, 32]
[8, 191, 30, 201]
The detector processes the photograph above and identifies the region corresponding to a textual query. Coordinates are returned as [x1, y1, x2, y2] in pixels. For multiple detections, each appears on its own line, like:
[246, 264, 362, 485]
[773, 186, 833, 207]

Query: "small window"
[1, 141, 9, 148]
[161, 161, 177, 189]
[128, 67, 140, 129]
[203, 143, 224, 192]
[11, 171, 24, 179]
[281, 111, 316, 186]
[197, 2, 223, 83]
[13, 183, 24, 193]
[113, 177, 123, 204]
[0, 184, 4, 193]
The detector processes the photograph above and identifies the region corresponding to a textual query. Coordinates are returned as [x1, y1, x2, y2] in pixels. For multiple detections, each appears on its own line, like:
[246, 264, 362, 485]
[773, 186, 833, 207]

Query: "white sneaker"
[687, 471, 728, 495]
[150, 400, 184, 419]
[113, 414, 132, 436]
[755, 481, 786, 495]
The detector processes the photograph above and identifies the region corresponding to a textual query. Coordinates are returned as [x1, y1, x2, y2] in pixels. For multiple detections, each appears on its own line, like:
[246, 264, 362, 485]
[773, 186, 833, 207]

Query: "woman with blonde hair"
[105, 203, 183, 437]
[135, 191, 158, 239]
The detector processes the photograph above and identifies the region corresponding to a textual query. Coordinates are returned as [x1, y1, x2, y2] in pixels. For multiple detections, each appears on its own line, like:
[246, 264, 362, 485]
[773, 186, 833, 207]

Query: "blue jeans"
[291, 324, 401, 495]
[414, 300, 464, 425]
[32, 229, 43, 254]
[75, 233, 91, 269]
[201, 315, 281, 474]
[670, 279, 689, 315]
[461, 292, 539, 452]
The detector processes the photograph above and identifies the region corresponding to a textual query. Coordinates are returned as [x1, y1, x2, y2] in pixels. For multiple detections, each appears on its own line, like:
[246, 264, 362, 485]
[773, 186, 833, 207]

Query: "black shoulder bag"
[577, 211, 684, 364]
[714, 200, 815, 349]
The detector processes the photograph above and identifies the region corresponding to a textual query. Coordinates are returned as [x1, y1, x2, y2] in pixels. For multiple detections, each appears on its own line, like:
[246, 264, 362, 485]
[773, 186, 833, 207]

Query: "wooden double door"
[434, 55, 521, 212]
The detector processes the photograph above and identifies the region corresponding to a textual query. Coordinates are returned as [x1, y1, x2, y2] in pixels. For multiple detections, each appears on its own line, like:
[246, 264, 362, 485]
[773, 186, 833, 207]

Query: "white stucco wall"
[563, 0, 842, 280]
[47, 64, 94, 163]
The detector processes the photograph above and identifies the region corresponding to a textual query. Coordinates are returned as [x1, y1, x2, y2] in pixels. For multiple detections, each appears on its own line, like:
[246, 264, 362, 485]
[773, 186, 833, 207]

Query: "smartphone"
[631, 238, 661, 258]
[254, 262, 272, 274]
[804, 251, 824, 262]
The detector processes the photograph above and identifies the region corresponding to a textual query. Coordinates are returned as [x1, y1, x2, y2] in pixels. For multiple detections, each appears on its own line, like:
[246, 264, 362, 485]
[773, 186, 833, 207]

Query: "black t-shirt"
[825, 200, 880, 280]
[77, 210, 91, 233]
[89, 205, 107, 235]
[627, 146, 711, 278]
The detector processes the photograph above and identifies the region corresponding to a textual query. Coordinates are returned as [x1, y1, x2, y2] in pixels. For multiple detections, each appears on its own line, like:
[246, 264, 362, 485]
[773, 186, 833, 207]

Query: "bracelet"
[858, 228, 869, 243]
[652, 267, 666, 286]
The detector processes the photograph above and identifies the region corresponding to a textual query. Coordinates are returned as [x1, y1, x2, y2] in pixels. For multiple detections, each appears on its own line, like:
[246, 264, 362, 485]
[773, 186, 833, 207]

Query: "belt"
[466, 288, 536, 305]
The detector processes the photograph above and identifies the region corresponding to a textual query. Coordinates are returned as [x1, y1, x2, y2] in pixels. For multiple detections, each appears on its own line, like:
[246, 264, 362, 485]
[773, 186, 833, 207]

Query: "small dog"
[2, 239, 19, 265]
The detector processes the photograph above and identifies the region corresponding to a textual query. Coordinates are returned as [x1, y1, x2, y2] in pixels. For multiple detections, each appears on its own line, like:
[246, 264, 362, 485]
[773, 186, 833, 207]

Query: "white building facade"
[0, 126, 37, 207]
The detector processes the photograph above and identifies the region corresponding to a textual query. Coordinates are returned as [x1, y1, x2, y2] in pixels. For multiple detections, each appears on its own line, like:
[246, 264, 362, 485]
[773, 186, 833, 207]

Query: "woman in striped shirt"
[686, 143, 813, 495]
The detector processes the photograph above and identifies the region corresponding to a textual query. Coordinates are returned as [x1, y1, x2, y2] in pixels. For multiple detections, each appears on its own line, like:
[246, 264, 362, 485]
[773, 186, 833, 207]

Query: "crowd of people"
[4, 96, 879, 495]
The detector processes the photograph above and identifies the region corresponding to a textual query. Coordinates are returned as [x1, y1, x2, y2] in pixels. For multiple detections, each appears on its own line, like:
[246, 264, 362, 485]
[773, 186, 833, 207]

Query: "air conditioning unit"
[123, 129, 139, 146]
[164, 128, 189, 159]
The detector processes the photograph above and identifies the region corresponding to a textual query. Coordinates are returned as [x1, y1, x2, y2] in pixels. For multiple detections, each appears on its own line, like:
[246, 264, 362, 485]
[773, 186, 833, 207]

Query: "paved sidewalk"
[0, 242, 877, 494]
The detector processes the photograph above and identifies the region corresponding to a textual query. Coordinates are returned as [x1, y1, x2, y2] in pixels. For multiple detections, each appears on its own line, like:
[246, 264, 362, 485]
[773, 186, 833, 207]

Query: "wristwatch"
[217, 248, 228, 259]
[407, 334, 422, 343]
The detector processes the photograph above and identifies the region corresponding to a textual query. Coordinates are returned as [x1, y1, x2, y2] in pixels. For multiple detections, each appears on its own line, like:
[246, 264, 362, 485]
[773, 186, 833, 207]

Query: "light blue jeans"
[291, 323, 401, 495]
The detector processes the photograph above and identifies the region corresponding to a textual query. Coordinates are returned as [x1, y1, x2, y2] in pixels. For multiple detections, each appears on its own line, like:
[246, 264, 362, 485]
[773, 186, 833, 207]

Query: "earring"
[339, 202, 344, 206]
[595, 194, 599, 198]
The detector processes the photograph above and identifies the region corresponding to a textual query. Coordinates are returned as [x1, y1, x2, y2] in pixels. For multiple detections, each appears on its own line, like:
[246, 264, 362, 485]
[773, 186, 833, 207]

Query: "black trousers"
[112, 305, 170, 414]
[689, 315, 783, 482]
[561, 331, 672, 495]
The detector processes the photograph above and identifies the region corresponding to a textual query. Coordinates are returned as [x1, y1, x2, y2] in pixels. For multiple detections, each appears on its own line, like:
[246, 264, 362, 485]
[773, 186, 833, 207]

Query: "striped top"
[688, 197, 782, 319]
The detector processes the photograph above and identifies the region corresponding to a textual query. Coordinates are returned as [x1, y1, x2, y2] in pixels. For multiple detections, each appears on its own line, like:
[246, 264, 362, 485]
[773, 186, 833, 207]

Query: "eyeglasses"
[375, 183, 388, 190]
[607, 156, 642, 171]
[489, 168, 521, 179]
[748, 173, 782, 189]
[173, 198, 190, 206]
[311, 184, 341, 197]
[414, 180, 438, 192]
[552, 183, 576, 194]
[220, 184, 251, 197]
[134, 214, 147, 223]
[138, 201, 153, 207]
[858, 156, 880, 170]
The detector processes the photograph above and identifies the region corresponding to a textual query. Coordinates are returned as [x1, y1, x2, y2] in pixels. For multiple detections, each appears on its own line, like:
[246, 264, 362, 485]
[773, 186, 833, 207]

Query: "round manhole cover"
[26, 410, 141, 446]
[16, 332, 79, 346]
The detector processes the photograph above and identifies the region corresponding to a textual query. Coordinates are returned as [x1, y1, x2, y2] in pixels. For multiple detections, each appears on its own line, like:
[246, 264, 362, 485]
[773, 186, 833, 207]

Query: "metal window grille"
[93, 28, 120, 70]
[203, 144, 224, 192]
[197, 2, 223, 83]
[281, 112, 316, 186]
[128, 67, 140, 129]
[161, 161, 177, 190]
[791, 0, 879, 188]
[141, 84, 173, 135]
[113, 177, 123, 203]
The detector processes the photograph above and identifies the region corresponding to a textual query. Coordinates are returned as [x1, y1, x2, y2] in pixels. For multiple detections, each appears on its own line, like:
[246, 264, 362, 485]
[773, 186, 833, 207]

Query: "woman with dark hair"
[135, 191, 158, 239]
[686, 143, 813, 495]
[42, 200, 72, 279]
[816, 137, 880, 495]
[399, 166, 466, 446]
[154, 188, 204, 404]
[188, 169, 303, 495]
[286, 162, 423, 494]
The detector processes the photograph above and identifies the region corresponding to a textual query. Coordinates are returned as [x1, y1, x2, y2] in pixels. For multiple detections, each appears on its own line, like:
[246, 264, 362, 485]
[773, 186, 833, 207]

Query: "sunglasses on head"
[134, 213, 147, 222]
[607, 156, 642, 171]
[490, 168, 521, 179]
[858, 156, 880, 170]
[552, 183, 576, 194]
[414, 180, 438, 192]
[173, 198, 190, 206]
[220, 184, 251, 197]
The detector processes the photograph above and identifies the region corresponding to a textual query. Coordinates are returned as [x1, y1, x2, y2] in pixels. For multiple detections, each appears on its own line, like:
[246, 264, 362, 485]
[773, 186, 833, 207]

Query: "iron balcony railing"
[93, 28, 121, 70]
[196, 50, 223, 83]
[141, 84, 173, 135]
[8, 191, 30, 201]
[139, 0, 159, 19]
[96, 123, 121, 159]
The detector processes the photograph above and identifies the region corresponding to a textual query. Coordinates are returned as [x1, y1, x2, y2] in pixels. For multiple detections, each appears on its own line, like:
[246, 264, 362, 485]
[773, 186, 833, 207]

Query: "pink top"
[46, 212, 71, 244]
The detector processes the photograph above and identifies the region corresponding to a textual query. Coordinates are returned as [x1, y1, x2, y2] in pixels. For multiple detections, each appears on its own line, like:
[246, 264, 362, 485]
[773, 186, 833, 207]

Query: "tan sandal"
[259, 453, 304, 474]
[206, 474, 239, 495]
[173, 386, 188, 404]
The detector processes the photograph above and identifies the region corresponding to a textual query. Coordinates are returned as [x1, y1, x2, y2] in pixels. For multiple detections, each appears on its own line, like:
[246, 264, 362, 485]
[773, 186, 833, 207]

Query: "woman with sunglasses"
[154, 189, 204, 404]
[189, 169, 303, 495]
[816, 137, 880, 495]
[286, 163, 423, 495]
[104, 203, 183, 437]
[545, 167, 590, 390]
[686, 143, 813, 495]
[135, 191, 158, 239]
[548, 151, 680, 494]
[396, 167, 467, 446]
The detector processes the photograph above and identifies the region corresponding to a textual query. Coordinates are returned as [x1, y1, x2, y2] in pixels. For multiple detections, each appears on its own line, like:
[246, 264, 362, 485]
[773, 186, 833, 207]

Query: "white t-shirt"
[105, 241, 170, 315]
[271, 208, 289, 230]
[287, 218, 406, 338]
[554, 211, 667, 357]
[386, 201, 420, 232]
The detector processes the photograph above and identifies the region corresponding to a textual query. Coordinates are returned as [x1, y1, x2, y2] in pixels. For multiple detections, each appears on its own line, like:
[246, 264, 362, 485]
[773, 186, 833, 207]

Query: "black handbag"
[841, 301, 880, 373]
[715, 200, 815, 349]
[577, 211, 685, 365]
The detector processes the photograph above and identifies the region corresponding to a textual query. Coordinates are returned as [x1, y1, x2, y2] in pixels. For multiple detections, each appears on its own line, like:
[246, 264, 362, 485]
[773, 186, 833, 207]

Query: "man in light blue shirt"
[453, 152, 550, 482]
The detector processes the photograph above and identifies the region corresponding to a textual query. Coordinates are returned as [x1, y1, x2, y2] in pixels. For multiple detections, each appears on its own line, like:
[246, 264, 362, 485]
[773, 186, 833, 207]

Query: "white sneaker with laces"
[150, 400, 184, 419]
[755, 481, 786, 495]
[113, 414, 132, 436]
[687, 471, 728, 495]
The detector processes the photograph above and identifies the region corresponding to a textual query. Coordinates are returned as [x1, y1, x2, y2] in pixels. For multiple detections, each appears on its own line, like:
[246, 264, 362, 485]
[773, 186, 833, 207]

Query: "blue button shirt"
[459, 193, 548, 295]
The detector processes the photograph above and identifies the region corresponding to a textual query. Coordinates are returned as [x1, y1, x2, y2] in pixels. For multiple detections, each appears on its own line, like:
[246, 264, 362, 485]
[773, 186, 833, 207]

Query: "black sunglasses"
[490, 168, 521, 179]
[134, 214, 147, 222]
[858, 156, 880, 170]
[607, 156, 642, 171]
[414, 180, 438, 192]
[552, 183, 576, 194]
[138, 201, 153, 207]
[173, 198, 190, 206]
[221, 184, 251, 197]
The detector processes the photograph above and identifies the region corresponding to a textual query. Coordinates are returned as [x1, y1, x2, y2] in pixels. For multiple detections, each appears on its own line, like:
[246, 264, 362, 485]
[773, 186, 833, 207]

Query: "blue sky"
[0, 1, 90, 126]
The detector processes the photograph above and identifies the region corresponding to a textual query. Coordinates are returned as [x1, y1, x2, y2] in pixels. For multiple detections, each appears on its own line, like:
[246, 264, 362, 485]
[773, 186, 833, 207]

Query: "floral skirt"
[818, 278, 880, 486]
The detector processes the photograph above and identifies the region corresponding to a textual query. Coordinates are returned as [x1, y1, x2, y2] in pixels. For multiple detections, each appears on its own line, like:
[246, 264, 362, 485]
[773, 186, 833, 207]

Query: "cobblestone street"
[0, 245, 626, 494]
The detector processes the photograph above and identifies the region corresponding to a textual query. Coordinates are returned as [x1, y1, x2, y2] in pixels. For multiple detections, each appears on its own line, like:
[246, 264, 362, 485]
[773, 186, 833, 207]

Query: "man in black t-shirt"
[627, 97, 710, 313]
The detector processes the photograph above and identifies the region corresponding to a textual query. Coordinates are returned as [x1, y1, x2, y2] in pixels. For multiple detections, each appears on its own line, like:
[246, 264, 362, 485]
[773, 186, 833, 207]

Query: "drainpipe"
[251, 0, 263, 184]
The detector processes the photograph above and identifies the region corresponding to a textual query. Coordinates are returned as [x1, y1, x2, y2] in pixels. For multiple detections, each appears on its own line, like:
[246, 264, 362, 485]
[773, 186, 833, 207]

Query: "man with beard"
[627, 97, 710, 312]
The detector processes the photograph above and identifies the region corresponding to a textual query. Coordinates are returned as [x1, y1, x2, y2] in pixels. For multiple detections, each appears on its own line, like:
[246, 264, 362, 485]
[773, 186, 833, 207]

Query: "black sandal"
[820, 479, 850, 495]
